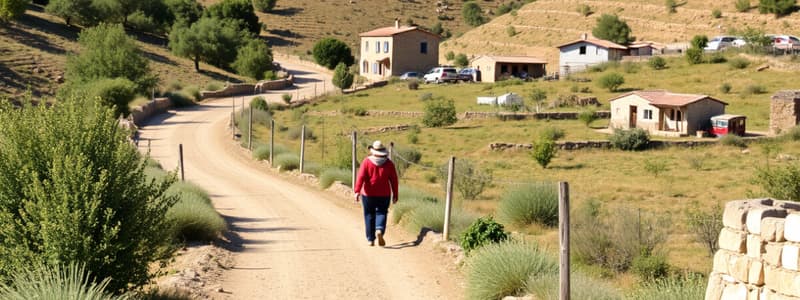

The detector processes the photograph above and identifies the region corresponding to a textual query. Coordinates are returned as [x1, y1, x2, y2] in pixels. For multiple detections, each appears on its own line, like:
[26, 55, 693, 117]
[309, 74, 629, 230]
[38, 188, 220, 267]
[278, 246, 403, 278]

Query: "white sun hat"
[368, 140, 388, 156]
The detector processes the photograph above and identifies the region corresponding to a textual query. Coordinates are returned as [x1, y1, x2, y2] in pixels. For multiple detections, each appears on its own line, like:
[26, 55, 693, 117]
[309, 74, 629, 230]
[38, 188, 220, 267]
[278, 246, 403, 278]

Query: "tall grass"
[466, 241, 557, 300]
[252, 144, 290, 161]
[627, 274, 706, 300]
[497, 183, 558, 227]
[526, 272, 622, 300]
[0, 263, 123, 300]
[391, 186, 436, 224]
[274, 153, 301, 171]
[391, 187, 476, 238]
[166, 182, 226, 242]
[320, 168, 352, 188]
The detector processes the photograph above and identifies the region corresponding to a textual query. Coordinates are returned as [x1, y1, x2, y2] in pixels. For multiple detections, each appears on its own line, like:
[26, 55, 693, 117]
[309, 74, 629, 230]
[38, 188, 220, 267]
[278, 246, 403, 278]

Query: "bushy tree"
[454, 53, 469, 68]
[66, 23, 157, 94]
[253, 0, 277, 12]
[422, 98, 457, 127]
[46, 0, 96, 26]
[332, 62, 354, 92]
[170, 17, 249, 71]
[0, 0, 29, 22]
[250, 96, 268, 110]
[754, 163, 800, 201]
[529, 88, 547, 112]
[648, 56, 667, 70]
[84, 77, 137, 117]
[205, 0, 261, 34]
[609, 128, 650, 151]
[597, 72, 624, 92]
[438, 159, 492, 200]
[232, 39, 273, 80]
[312, 37, 355, 69]
[532, 139, 557, 169]
[592, 14, 634, 45]
[578, 109, 598, 127]
[430, 22, 444, 35]
[691, 35, 709, 49]
[686, 47, 704, 64]
[165, 0, 203, 26]
[462, 1, 485, 27]
[0, 97, 177, 292]
[759, 0, 796, 16]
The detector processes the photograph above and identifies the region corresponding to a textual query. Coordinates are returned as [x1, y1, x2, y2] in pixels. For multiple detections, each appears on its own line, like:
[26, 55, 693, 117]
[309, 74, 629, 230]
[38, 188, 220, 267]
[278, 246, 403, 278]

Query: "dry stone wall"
[770, 91, 800, 135]
[199, 76, 294, 99]
[706, 198, 800, 300]
[130, 97, 172, 126]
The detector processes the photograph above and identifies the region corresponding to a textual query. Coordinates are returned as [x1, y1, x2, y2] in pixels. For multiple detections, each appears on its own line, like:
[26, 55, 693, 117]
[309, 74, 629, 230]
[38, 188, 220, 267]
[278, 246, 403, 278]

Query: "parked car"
[457, 68, 479, 82]
[767, 34, 800, 49]
[423, 67, 458, 84]
[399, 72, 420, 80]
[704, 36, 740, 51]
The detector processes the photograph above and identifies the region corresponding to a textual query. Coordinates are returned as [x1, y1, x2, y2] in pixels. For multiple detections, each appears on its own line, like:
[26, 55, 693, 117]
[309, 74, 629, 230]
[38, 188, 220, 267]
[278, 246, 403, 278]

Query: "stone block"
[765, 265, 782, 288]
[765, 243, 784, 267]
[749, 235, 766, 258]
[762, 218, 786, 242]
[750, 260, 765, 286]
[722, 283, 749, 300]
[731, 255, 752, 283]
[715, 250, 732, 274]
[748, 285, 761, 300]
[777, 268, 800, 297]
[726, 201, 758, 230]
[720, 227, 748, 253]
[748, 207, 788, 234]
[784, 214, 800, 242]
[706, 273, 724, 300]
[782, 244, 800, 271]
[773, 200, 800, 211]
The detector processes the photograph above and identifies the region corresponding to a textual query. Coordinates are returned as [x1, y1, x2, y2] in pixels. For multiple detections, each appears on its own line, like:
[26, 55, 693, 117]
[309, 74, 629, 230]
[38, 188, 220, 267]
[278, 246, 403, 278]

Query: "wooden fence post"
[179, 144, 185, 181]
[443, 156, 455, 241]
[351, 131, 357, 187]
[248, 106, 253, 150]
[559, 182, 570, 300]
[300, 125, 306, 173]
[389, 142, 394, 160]
[270, 119, 275, 167]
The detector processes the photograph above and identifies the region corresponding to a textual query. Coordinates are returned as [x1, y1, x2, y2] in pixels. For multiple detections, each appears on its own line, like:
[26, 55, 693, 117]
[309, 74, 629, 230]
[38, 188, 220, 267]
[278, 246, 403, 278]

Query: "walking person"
[354, 140, 399, 247]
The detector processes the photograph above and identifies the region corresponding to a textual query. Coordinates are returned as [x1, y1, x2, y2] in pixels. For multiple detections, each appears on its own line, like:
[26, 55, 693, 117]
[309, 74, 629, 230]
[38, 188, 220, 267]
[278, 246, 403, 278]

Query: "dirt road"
[139, 60, 464, 299]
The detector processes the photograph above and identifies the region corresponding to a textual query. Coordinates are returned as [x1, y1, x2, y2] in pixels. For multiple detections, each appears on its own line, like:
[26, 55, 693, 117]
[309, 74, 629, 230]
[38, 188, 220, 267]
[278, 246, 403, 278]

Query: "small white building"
[609, 90, 728, 137]
[476, 93, 524, 107]
[556, 34, 628, 76]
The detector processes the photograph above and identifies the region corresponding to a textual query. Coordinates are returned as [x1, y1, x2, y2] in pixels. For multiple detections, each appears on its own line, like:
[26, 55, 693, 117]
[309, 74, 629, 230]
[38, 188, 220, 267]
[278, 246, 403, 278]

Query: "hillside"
[0, 6, 243, 99]
[442, 0, 800, 66]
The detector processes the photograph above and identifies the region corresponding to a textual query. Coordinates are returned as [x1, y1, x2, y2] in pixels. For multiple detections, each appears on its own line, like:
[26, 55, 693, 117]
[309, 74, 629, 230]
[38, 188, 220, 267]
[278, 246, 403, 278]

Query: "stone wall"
[199, 76, 294, 99]
[462, 111, 610, 121]
[706, 198, 800, 300]
[489, 139, 717, 151]
[770, 90, 800, 135]
[130, 97, 172, 126]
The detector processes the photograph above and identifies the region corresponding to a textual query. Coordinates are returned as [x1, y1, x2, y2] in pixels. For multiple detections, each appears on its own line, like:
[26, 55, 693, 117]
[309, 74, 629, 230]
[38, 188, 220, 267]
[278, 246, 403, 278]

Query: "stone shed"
[770, 90, 800, 135]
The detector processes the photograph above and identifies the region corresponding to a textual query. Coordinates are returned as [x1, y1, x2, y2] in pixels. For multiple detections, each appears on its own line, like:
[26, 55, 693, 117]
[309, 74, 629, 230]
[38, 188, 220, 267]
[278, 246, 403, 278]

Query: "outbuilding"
[470, 55, 547, 82]
[609, 90, 728, 137]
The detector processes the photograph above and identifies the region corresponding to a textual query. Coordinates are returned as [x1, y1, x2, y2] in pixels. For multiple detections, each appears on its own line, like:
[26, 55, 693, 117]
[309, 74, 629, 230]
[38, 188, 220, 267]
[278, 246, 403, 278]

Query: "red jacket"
[354, 157, 399, 198]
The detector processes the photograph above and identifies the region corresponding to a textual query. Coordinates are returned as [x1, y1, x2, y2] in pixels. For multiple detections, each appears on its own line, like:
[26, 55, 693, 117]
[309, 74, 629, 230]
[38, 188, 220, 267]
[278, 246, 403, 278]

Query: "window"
[375, 42, 380, 53]
[383, 41, 389, 53]
[365, 41, 369, 52]
[420, 42, 428, 54]
[643, 109, 653, 120]
[579, 46, 586, 55]
[676, 110, 683, 121]
[372, 63, 378, 74]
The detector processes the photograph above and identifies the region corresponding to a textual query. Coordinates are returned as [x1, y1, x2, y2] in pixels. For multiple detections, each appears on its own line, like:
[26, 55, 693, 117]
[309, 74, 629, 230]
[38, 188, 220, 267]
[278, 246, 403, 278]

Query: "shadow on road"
[383, 228, 432, 250]
[218, 214, 305, 252]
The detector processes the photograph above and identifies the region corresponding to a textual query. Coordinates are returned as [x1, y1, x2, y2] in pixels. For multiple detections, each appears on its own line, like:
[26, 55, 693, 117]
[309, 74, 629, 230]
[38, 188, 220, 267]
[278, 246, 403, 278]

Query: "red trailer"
[710, 114, 746, 137]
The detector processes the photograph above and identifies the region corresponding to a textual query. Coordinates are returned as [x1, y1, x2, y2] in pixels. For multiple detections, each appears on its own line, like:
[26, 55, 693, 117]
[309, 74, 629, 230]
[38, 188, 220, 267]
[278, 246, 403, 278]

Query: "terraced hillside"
[249, 0, 506, 58]
[442, 0, 800, 66]
[0, 7, 243, 99]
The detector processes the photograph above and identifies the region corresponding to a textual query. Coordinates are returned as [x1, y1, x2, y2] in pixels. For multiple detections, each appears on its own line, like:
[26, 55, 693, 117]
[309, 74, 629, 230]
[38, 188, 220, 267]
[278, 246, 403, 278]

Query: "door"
[629, 106, 638, 128]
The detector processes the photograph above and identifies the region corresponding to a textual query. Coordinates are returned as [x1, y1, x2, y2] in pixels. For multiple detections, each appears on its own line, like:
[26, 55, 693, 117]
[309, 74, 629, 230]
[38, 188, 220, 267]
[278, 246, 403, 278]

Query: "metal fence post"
[443, 156, 455, 241]
[300, 125, 306, 173]
[559, 182, 570, 300]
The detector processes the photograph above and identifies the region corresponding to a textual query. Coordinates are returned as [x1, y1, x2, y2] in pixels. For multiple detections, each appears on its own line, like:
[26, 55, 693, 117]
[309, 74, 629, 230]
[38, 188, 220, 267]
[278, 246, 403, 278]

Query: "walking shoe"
[368, 240, 375, 247]
[376, 230, 386, 247]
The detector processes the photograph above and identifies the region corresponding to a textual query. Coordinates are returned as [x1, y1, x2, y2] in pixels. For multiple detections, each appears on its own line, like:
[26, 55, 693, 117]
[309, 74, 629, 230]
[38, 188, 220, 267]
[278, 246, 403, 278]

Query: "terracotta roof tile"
[556, 38, 628, 50]
[475, 55, 547, 64]
[359, 26, 419, 37]
[609, 90, 728, 106]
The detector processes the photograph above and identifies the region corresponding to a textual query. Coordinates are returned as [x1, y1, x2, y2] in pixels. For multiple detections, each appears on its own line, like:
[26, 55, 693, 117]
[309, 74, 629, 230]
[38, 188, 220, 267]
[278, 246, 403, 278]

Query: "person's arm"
[354, 159, 368, 202]
[388, 161, 399, 203]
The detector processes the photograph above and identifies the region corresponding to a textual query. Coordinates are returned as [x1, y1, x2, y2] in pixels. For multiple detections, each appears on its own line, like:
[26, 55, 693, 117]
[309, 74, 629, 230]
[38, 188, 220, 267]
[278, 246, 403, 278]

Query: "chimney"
[395, 18, 400, 29]
[581, 33, 588, 40]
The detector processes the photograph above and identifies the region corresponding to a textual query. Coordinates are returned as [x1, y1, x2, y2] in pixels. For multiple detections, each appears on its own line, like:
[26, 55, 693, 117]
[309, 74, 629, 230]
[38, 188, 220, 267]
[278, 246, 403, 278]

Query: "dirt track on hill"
[138, 59, 464, 299]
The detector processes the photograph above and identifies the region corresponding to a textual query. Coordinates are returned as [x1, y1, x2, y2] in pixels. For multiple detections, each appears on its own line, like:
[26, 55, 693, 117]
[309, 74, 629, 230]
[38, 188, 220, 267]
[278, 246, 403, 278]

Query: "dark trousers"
[361, 196, 390, 242]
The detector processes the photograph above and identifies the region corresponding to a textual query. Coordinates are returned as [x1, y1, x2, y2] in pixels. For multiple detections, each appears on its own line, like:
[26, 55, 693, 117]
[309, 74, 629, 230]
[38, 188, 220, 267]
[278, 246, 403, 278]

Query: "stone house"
[609, 90, 727, 137]
[358, 21, 440, 81]
[556, 34, 628, 76]
[770, 90, 800, 135]
[469, 55, 547, 82]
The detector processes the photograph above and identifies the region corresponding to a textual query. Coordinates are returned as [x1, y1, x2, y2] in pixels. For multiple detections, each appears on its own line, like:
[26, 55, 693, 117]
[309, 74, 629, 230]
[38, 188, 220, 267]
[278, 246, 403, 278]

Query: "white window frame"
[383, 41, 389, 53]
[643, 109, 653, 120]
[365, 41, 369, 52]
[375, 42, 380, 53]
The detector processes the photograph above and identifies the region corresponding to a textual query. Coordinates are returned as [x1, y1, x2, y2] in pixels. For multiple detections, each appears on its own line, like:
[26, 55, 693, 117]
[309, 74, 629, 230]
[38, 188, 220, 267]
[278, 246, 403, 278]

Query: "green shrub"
[588, 61, 619, 73]
[506, 25, 517, 37]
[166, 181, 210, 200]
[437, 159, 492, 200]
[526, 272, 622, 300]
[539, 127, 565, 141]
[736, 0, 751, 12]
[754, 163, 800, 201]
[498, 183, 558, 227]
[286, 126, 316, 141]
[743, 84, 767, 95]
[205, 81, 222, 91]
[394, 146, 422, 178]
[422, 98, 457, 128]
[407, 79, 419, 90]
[253, 145, 270, 160]
[707, 52, 727, 64]
[592, 14, 634, 44]
[320, 168, 352, 188]
[648, 56, 667, 70]
[622, 62, 640, 73]
[282, 93, 293, 104]
[532, 139, 557, 169]
[461, 1, 485, 27]
[665, 0, 677, 12]
[460, 216, 509, 254]
[712, 8, 723, 18]
[0, 98, 176, 292]
[274, 153, 300, 171]
[628, 274, 707, 300]
[166, 189, 225, 242]
[0, 263, 120, 300]
[632, 252, 670, 281]
[783, 126, 800, 141]
[579, 109, 599, 127]
[166, 90, 195, 107]
[84, 77, 138, 117]
[609, 128, 650, 151]
[597, 72, 625, 92]
[181, 85, 201, 101]
[685, 48, 704, 65]
[302, 161, 322, 176]
[466, 241, 557, 300]
[391, 187, 435, 224]
[251, 96, 268, 111]
[720, 83, 732, 94]
[644, 159, 669, 177]
[311, 37, 355, 70]
[719, 134, 747, 148]
[406, 199, 476, 238]
[252, 0, 276, 12]
[577, 4, 593, 17]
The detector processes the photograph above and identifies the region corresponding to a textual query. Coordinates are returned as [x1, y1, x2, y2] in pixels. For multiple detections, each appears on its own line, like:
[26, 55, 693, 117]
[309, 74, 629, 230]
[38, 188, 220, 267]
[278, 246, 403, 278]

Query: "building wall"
[685, 99, 726, 134]
[359, 36, 393, 80]
[770, 90, 800, 135]
[471, 56, 496, 82]
[391, 30, 440, 77]
[609, 95, 660, 133]
[559, 42, 613, 76]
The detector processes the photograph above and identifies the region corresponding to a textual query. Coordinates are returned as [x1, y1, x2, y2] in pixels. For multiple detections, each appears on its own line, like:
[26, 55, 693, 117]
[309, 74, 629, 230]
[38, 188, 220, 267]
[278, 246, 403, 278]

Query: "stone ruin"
[706, 198, 800, 300]
[770, 91, 800, 135]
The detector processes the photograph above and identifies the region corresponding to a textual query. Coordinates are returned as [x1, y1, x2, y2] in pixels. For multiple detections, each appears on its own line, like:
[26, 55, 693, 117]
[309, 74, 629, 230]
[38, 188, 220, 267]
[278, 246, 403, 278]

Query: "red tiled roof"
[475, 55, 547, 64]
[360, 26, 433, 37]
[609, 90, 728, 107]
[556, 38, 628, 50]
